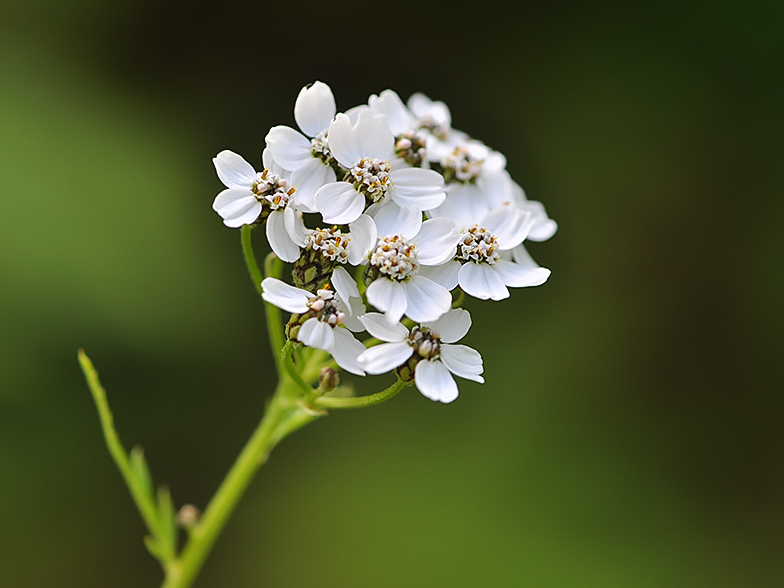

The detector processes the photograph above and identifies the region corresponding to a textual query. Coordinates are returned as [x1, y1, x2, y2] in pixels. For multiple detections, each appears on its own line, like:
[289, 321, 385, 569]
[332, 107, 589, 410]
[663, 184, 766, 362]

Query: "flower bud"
[318, 367, 340, 392]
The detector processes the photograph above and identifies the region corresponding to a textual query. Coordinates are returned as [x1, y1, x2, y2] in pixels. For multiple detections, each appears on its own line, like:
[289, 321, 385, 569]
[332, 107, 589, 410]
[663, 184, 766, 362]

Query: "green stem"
[241, 226, 286, 372]
[312, 377, 411, 410]
[161, 377, 319, 588]
[240, 225, 263, 296]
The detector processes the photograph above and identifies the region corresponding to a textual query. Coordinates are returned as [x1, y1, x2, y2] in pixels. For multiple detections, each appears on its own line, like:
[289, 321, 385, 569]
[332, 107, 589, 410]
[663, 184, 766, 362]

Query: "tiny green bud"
[318, 367, 340, 392]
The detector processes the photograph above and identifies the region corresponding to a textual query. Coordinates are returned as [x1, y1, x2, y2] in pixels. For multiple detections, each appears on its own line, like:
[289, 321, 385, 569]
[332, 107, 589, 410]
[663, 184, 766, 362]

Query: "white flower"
[212, 150, 306, 262]
[314, 110, 446, 237]
[365, 218, 459, 323]
[357, 309, 483, 404]
[421, 203, 550, 301]
[265, 81, 339, 212]
[261, 277, 366, 375]
[509, 180, 558, 242]
[368, 90, 429, 168]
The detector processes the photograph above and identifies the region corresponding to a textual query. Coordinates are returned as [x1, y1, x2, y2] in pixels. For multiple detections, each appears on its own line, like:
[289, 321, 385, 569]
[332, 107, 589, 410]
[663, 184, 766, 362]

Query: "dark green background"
[2, 1, 782, 586]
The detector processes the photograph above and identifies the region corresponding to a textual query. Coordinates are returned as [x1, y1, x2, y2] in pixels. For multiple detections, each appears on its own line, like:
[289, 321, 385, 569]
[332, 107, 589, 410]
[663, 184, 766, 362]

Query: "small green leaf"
[129, 446, 154, 502]
[156, 485, 178, 560]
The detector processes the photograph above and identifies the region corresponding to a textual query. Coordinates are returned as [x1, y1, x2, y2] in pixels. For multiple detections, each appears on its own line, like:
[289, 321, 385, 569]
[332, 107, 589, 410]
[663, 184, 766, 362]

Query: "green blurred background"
[2, 1, 782, 586]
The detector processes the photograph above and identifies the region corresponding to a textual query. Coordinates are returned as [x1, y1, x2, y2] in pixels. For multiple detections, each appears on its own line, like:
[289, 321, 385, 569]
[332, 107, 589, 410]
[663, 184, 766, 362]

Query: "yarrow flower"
[261, 276, 366, 375]
[212, 81, 557, 406]
[357, 309, 483, 403]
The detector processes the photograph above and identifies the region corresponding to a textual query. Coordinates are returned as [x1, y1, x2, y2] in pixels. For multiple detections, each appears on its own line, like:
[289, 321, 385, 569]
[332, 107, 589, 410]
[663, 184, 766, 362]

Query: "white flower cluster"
[212, 82, 556, 403]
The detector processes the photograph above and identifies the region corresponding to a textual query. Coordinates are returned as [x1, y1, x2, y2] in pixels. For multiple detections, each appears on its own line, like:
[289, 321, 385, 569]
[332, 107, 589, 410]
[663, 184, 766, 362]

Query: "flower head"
[357, 309, 483, 403]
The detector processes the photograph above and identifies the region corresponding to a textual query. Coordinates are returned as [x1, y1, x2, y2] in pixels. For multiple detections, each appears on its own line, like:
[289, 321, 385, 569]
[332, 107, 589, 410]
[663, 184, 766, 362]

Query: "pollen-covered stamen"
[306, 288, 346, 327]
[457, 225, 500, 265]
[407, 325, 441, 360]
[305, 227, 350, 264]
[368, 235, 420, 282]
[251, 169, 295, 211]
[395, 132, 427, 167]
[441, 147, 483, 183]
[310, 131, 335, 165]
[350, 158, 391, 202]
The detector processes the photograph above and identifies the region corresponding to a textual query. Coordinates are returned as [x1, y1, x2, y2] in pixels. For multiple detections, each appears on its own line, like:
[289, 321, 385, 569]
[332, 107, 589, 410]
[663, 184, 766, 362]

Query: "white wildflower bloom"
[212, 150, 306, 262]
[265, 81, 339, 212]
[365, 218, 459, 323]
[358, 309, 483, 403]
[261, 277, 366, 375]
[422, 203, 550, 301]
[314, 111, 446, 236]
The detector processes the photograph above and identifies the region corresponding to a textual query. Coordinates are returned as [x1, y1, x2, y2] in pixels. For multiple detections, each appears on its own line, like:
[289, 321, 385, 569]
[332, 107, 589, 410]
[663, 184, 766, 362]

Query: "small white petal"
[458, 263, 509, 301]
[260, 278, 310, 313]
[327, 113, 362, 168]
[482, 205, 534, 250]
[212, 189, 261, 227]
[407, 93, 451, 128]
[265, 126, 313, 171]
[213, 150, 258, 189]
[331, 265, 360, 302]
[510, 244, 540, 269]
[366, 200, 422, 240]
[430, 183, 489, 229]
[439, 344, 484, 383]
[347, 214, 377, 265]
[358, 341, 413, 375]
[351, 110, 395, 162]
[283, 206, 310, 247]
[424, 307, 471, 344]
[266, 210, 301, 262]
[418, 260, 460, 291]
[388, 168, 445, 211]
[496, 259, 551, 287]
[414, 217, 459, 266]
[330, 328, 366, 376]
[415, 360, 458, 403]
[315, 182, 366, 225]
[400, 275, 452, 323]
[294, 81, 336, 138]
[368, 90, 416, 135]
[298, 318, 335, 351]
[290, 157, 336, 213]
[359, 312, 409, 342]
[366, 278, 408, 323]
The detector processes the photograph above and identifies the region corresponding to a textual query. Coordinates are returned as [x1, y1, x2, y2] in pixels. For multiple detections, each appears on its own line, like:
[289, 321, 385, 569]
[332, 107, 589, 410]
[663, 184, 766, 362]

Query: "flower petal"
[366, 200, 422, 240]
[424, 307, 471, 344]
[298, 318, 335, 351]
[351, 110, 395, 162]
[495, 258, 551, 287]
[359, 312, 409, 342]
[369, 90, 416, 135]
[315, 182, 365, 225]
[294, 81, 336, 138]
[213, 150, 258, 189]
[400, 275, 452, 323]
[347, 214, 377, 265]
[388, 168, 445, 211]
[414, 217, 459, 266]
[366, 278, 408, 323]
[327, 113, 362, 168]
[358, 341, 413, 375]
[330, 328, 367, 376]
[439, 344, 484, 383]
[212, 189, 261, 227]
[418, 260, 460, 291]
[261, 278, 310, 313]
[458, 263, 509, 301]
[265, 126, 313, 171]
[330, 265, 360, 302]
[283, 206, 310, 247]
[266, 210, 301, 262]
[482, 204, 534, 250]
[415, 359, 458, 403]
[290, 157, 336, 213]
